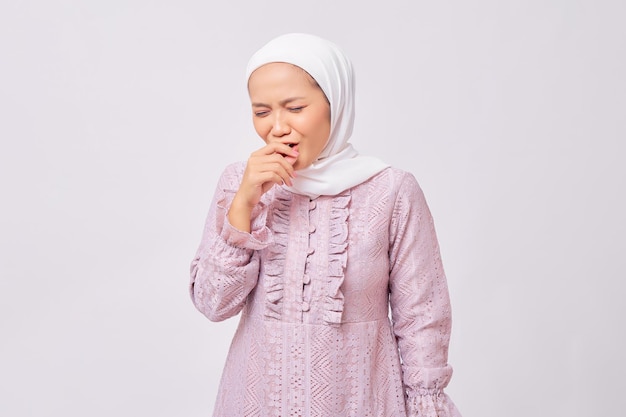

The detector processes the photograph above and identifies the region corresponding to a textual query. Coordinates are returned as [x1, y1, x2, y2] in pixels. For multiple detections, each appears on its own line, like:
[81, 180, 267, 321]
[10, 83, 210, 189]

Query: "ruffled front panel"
[323, 190, 351, 326]
[262, 188, 291, 320]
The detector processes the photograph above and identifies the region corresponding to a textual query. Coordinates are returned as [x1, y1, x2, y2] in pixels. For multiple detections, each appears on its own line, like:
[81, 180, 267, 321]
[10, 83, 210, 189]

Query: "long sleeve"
[388, 173, 462, 417]
[189, 162, 272, 322]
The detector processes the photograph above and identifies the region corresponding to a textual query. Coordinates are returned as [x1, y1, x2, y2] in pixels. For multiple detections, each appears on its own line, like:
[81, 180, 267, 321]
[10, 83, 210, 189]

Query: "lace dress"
[190, 162, 462, 417]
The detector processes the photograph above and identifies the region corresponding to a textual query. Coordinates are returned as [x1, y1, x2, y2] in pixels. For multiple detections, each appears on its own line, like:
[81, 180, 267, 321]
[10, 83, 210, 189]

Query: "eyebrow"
[251, 97, 306, 107]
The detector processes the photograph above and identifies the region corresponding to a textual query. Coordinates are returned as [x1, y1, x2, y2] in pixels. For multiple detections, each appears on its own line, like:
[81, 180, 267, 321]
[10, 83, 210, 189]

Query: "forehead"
[248, 62, 317, 92]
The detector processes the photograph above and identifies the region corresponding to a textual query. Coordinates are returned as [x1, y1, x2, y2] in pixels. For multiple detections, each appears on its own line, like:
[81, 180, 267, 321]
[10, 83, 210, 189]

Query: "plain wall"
[1, 0, 624, 416]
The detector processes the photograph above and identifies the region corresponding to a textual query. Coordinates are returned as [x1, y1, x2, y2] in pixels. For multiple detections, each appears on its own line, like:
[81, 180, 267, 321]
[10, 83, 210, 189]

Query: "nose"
[270, 112, 290, 137]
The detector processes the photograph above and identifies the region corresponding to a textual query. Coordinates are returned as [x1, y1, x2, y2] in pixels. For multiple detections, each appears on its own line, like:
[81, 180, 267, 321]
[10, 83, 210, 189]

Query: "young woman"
[190, 33, 462, 417]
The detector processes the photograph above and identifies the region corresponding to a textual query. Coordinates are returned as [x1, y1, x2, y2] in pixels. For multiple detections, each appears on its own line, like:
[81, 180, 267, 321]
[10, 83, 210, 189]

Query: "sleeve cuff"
[217, 192, 272, 250]
[406, 390, 462, 417]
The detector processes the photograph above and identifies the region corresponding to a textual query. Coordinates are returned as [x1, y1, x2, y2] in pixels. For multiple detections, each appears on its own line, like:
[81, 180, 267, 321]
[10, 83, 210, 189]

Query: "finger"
[255, 162, 294, 187]
[262, 173, 289, 193]
[243, 160, 294, 188]
[249, 153, 296, 179]
[251, 142, 299, 159]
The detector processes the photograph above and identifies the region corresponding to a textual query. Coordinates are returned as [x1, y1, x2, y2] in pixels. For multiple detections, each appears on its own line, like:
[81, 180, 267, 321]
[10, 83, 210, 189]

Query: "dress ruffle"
[323, 190, 351, 326]
[263, 188, 291, 320]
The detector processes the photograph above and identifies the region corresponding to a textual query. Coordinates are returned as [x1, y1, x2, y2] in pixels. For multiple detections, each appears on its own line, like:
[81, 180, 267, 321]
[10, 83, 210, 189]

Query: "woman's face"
[248, 62, 331, 171]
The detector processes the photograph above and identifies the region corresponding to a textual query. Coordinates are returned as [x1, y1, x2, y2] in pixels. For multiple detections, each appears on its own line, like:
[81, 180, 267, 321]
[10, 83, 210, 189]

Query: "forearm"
[189, 163, 271, 321]
[190, 237, 259, 321]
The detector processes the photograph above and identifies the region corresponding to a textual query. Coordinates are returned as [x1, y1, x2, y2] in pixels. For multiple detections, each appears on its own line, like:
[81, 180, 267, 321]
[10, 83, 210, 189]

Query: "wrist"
[227, 194, 254, 233]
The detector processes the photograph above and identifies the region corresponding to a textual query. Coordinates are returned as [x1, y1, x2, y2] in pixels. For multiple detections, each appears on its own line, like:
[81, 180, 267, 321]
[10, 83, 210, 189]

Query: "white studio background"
[1, 1, 624, 416]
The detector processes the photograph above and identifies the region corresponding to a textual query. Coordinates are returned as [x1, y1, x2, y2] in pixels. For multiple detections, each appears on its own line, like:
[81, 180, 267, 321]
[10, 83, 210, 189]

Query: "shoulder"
[222, 161, 246, 176]
[347, 167, 426, 219]
[216, 161, 246, 191]
[365, 166, 423, 196]
[370, 168, 430, 219]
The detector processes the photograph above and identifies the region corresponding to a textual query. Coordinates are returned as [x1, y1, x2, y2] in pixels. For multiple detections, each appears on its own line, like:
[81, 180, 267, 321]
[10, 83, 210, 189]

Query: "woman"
[190, 33, 462, 417]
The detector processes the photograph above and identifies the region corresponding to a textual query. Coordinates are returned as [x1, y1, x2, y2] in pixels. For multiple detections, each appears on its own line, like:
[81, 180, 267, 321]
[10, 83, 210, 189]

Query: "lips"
[280, 143, 299, 165]
[278, 141, 299, 153]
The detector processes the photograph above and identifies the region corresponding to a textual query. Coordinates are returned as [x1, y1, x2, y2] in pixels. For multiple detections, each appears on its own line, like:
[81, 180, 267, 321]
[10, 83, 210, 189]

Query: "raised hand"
[227, 142, 298, 232]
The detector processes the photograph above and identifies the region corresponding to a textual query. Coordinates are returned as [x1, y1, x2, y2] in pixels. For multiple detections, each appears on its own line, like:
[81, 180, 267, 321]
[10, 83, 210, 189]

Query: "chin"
[294, 161, 312, 171]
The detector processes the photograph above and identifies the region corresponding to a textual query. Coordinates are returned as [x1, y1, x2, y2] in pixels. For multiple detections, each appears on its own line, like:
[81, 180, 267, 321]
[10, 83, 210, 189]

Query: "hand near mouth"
[227, 142, 298, 232]
[278, 143, 299, 165]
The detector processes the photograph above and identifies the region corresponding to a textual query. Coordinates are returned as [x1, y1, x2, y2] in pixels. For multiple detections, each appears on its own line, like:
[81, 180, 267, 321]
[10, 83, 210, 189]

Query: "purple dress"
[190, 162, 462, 417]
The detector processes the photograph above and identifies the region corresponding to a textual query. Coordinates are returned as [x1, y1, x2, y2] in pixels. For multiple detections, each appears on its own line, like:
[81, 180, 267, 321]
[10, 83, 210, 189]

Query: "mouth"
[279, 142, 298, 153]
[280, 142, 299, 165]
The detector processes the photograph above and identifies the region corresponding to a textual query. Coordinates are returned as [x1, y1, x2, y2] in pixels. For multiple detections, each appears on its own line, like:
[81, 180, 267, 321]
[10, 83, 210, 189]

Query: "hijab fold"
[246, 33, 389, 199]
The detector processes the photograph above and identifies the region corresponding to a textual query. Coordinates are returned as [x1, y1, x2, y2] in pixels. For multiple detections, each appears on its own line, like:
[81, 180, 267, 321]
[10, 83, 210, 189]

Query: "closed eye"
[254, 110, 270, 117]
[288, 106, 305, 112]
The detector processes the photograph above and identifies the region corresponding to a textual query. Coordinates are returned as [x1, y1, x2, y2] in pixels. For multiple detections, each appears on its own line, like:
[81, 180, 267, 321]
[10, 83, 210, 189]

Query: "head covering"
[246, 33, 389, 199]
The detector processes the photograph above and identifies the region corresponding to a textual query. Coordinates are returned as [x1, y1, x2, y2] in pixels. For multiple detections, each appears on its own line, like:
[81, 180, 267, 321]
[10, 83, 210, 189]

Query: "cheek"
[313, 111, 331, 142]
[252, 119, 269, 140]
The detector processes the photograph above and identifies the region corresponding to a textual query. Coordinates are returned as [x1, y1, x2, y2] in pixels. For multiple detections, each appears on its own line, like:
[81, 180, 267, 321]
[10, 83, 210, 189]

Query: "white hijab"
[246, 33, 389, 199]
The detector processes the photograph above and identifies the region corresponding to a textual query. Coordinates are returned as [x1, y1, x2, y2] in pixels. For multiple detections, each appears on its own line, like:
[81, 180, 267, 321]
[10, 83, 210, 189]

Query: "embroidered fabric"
[190, 161, 462, 417]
